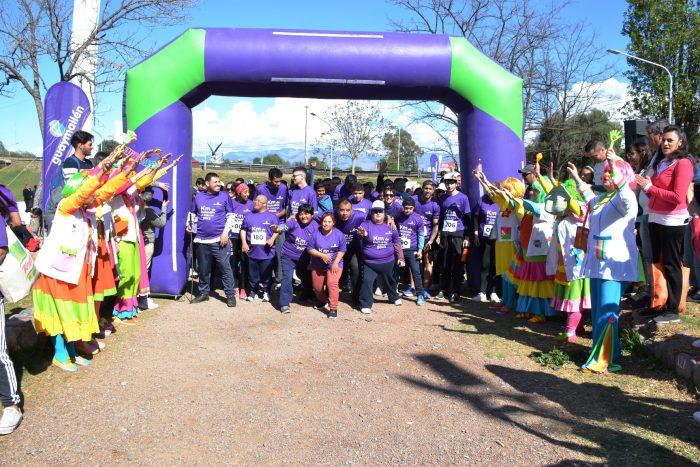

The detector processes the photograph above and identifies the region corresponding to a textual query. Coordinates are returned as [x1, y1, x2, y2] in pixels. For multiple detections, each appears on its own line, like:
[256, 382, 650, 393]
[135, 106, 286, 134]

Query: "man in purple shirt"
[255, 168, 287, 288]
[240, 194, 280, 302]
[437, 172, 471, 303]
[333, 174, 356, 202]
[394, 197, 426, 305]
[188, 172, 237, 307]
[333, 199, 366, 306]
[413, 180, 441, 295]
[287, 166, 318, 215]
[0, 214, 22, 435]
[350, 183, 372, 217]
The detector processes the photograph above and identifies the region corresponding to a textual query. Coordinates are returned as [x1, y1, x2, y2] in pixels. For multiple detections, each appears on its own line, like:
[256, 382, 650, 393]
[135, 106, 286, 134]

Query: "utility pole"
[397, 128, 402, 172]
[304, 105, 309, 165]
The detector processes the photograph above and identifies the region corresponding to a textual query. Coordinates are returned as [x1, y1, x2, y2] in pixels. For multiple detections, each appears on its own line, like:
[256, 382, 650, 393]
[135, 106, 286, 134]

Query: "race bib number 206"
[443, 219, 458, 232]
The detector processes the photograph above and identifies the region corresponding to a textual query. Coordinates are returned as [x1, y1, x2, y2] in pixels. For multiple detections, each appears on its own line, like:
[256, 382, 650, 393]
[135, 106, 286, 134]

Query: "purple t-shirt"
[191, 190, 234, 241]
[360, 220, 400, 264]
[241, 211, 279, 260]
[282, 218, 318, 261]
[334, 210, 366, 249]
[255, 183, 288, 216]
[439, 191, 471, 234]
[333, 183, 353, 201]
[0, 186, 19, 223]
[351, 198, 372, 217]
[385, 200, 403, 218]
[395, 211, 424, 250]
[308, 227, 347, 270]
[413, 195, 440, 238]
[288, 185, 318, 215]
[230, 198, 254, 239]
[473, 197, 499, 238]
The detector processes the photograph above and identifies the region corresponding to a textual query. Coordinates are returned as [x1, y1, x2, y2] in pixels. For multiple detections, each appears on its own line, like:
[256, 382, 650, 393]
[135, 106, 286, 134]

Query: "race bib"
[443, 219, 457, 232]
[232, 215, 243, 234]
[483, 225, 493, 237]
[401, 236, 411, 249]
[251, 231, 266, 245]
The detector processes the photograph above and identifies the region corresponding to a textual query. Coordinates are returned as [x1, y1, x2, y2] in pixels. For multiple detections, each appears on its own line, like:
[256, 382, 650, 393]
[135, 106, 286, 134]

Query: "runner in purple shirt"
[413, 180, 441, 296]
[350, 184, 372, 217]
[287, 166, 318, 215]
[356, 201, 405, 314]
[240, 194, 279, 301]
[332, 199, 366, 306]
[437, 172, 472, 303]
[272, 203, 317, 313]
[307, 212, 347, 318]
[229, 183, 255, 299]
[254, 167, 287, 288]
[394, 197, 426, 305]
[381, 188, 404, 218]
[333, 174, 356, 202]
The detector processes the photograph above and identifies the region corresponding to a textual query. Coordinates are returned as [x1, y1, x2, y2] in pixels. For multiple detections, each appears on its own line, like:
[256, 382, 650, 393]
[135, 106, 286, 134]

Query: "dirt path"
[1, 291, 698, 465]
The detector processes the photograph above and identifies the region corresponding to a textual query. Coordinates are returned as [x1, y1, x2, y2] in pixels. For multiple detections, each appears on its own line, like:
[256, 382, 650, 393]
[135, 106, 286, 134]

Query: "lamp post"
[607, 49, 673, 124]
[304, 105, 309, 165]
[310, 112, 334, 178]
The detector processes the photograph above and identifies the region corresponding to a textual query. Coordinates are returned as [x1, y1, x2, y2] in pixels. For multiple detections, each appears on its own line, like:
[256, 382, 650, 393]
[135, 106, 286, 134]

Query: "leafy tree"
[622, 1, 700, 138]
[314, 101, 389, 174]
[381, 128, 423, 172]
[99, 139, 120, 154]
[308, 155, 328, 170]
[528, 109, 622, 174]
[0, 140, 6, 157]
[252, 154, 285, 166]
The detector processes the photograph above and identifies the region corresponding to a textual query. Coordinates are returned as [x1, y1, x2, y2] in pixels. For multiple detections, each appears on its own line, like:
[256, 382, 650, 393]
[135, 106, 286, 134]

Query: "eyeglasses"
[384, 193, 395, 197]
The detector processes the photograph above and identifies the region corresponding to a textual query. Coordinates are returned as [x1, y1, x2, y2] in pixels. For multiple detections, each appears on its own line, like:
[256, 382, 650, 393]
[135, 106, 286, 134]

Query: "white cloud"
[571, 77, 632, 122]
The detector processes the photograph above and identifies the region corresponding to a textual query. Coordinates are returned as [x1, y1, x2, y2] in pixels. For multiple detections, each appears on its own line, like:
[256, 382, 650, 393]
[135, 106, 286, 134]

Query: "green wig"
[530, 177, 549, 204]
[561, 178, 583, 203]
[62, 171, 89, 198]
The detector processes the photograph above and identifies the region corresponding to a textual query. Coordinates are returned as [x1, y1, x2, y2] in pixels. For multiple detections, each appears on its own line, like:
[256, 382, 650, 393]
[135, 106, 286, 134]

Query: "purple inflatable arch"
[123, 28, 524, 296]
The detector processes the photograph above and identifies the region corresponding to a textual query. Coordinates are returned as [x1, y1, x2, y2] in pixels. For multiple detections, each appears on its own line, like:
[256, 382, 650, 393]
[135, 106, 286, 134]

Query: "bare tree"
[0, 0, 198, 138]
[315, 101, 389, 174]
[389, 0, 614, 164]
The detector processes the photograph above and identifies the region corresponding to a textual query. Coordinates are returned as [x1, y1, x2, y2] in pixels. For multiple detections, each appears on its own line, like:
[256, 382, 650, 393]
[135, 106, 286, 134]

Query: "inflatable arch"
[123, 28, 524, 295]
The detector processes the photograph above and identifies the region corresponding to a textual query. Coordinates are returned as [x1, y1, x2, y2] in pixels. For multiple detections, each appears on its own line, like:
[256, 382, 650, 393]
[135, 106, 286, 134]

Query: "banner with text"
[41, 81, 91, 211]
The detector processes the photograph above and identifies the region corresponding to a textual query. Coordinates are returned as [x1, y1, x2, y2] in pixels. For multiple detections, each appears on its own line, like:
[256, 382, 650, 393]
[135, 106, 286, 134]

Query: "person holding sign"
[187, 172, 237, 308]
[307, 212, 346, 319]
[240, 195, 279, 302]
[438, 172, 471, 303]
[230, 183, 254, 300]
[356, 201, 405, 314]
[394, 197, 426, 306]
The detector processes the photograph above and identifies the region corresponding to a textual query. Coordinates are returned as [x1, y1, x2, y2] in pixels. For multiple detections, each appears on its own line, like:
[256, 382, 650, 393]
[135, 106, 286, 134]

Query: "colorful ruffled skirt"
[551, 279, 591, 313]
[516, 255, 555, 316]
[501, 246, 523, 309]
[113, 240, 140, 319]
[92, 223, 117, 302]
[495, 241, 515, 276]
[32, 261, 99, 342]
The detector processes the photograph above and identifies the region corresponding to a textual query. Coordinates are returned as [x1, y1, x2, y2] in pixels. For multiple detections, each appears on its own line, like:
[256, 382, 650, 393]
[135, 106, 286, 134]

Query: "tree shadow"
[399, 353, 699, 466]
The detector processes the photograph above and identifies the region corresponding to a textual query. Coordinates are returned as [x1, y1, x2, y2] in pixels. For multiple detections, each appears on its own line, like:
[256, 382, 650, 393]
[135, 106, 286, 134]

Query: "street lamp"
[310, 112, 334, 179]
[607, 49, 674, 124]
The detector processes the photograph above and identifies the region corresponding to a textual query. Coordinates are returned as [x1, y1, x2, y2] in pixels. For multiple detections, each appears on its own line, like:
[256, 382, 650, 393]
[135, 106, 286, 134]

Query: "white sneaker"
[0, 406, 22, 435]
[246, 294, 259, 302]
[146, 298, 159, 310]
[374, 287, 382, 296]
[489, 293, 501, 303]
[394, 299, 402, 306]
[262, 292, 270, 302]
[473, 292, 488, 302]
[360, 308, 372, 314]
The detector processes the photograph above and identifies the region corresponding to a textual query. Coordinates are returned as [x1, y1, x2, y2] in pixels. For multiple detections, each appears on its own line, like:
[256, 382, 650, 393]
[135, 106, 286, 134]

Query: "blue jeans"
[248, 257, 274, 296]
[196, 242, 234, 298]
[403, 249, 424, 295]
[359, 260, 400, 309]
[280, 254, 312, 307]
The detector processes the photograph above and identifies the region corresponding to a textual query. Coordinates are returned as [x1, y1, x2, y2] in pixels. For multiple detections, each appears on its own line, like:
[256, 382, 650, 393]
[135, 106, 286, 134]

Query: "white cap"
[443, 171, 460, 181]
[371, 200, 385, 210]
[436, 183, 447, 191]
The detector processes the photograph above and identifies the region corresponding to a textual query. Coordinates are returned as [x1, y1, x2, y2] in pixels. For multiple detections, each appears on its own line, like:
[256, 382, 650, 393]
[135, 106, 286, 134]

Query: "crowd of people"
[1, 119, 699, 436]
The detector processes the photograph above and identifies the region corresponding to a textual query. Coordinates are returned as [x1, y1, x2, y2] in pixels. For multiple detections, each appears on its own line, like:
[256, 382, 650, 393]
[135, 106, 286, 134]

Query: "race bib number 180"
[251, 231, 266, 245]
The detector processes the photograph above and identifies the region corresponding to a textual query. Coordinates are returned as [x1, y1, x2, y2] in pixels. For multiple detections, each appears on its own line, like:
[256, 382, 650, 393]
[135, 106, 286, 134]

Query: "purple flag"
[430, 153, 439, 182]
[41, 81, 91, 211]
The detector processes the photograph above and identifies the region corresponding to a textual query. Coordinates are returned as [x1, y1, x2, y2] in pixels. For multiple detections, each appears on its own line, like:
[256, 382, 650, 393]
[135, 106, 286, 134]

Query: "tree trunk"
[32, 90, 44, 209]
[351, 158, 356, 175]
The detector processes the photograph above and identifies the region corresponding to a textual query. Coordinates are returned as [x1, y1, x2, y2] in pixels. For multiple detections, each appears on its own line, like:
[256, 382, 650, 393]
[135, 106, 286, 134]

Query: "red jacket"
[648, 158, 694, 215]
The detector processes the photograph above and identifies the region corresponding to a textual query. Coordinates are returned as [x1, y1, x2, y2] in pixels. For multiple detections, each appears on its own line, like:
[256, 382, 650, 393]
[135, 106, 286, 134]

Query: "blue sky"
[0, 0, 631, 165]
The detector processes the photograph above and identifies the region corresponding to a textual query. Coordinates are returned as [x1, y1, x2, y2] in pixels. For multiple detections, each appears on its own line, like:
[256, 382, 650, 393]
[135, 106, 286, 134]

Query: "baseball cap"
[443, 171, 460, 181]
[436, 183, 447, 191]
[371, 200, 385, 211]
[518, 164, 535, 175]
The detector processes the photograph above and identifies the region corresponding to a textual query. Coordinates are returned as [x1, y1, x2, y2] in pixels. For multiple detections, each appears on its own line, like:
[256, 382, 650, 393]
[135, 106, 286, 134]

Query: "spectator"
[636, 125, 694, 324]
[22, 184, 32, 212]
[62, 130, 94, 181]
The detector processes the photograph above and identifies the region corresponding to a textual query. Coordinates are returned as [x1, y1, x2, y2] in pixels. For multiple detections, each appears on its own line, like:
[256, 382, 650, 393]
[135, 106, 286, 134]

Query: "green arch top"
[449, 37, 523, 139]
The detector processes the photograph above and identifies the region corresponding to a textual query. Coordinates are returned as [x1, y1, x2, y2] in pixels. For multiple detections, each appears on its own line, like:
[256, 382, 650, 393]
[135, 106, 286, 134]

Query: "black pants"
[229, 237, 248, 292]
[649, 222, 686, 313]
[440, 233, 465, 296]
[0, 300, 20, 407]
[478, 238, 497, 295]
[343, 245, 362, 305]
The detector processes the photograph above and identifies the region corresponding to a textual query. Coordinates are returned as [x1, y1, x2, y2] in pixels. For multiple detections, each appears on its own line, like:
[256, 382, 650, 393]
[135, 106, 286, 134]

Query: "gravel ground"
[0, 291, 660, 465]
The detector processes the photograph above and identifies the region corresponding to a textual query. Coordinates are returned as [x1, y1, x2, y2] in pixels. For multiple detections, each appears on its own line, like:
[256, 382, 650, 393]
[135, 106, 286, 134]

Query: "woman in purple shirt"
[240, 195, 279, 302]
[272, 204, 317, 313]
[230, 183, 255, 300]
[307, 212, 347, 319]
[356, 201, 405, 314]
